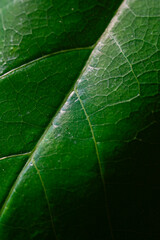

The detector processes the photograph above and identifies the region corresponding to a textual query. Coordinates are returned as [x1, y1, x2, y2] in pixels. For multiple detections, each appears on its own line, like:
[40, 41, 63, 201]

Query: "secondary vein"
[0, 152, 31, 161]
[110, 33, 141, 94]
[0, 45, 94, 234]
[0, 46, 93, 80]
[75, 89, 114, 240]
[32, 159, 58, 239]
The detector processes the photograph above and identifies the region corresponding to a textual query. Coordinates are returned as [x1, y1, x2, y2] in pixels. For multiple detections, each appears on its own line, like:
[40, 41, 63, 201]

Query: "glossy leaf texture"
[0, 0, 160, 239]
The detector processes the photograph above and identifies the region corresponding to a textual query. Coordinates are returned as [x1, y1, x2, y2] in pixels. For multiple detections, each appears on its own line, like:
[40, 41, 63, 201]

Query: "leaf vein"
[75, 89, 114, 240]
[0, 46, 93, 79]
[110, 33, 141, 94]
[0, 152, 31, 162]
[32, 159, 58, 240]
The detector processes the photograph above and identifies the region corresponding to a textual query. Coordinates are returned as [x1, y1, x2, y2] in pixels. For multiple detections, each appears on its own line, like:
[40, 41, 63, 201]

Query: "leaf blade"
[0, 0, 160, 239]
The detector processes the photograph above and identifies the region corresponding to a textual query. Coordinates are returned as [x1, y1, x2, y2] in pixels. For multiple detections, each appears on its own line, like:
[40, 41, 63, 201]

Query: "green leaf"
[0, 0, 160, 239]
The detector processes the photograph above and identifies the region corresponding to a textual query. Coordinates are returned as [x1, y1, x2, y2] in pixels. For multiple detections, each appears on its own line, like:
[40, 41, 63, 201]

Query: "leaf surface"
[0, 0, 160, 239]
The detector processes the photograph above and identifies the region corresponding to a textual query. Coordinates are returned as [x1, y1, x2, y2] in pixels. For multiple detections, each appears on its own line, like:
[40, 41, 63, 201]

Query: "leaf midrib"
[0, 44, 95, 216]
[0, 41, 96, 240]
[0, 0, 126, 237]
